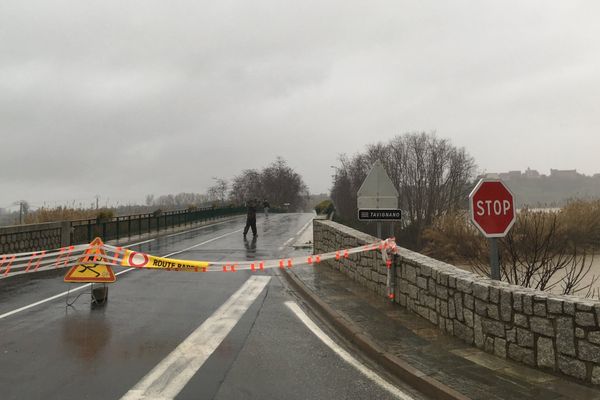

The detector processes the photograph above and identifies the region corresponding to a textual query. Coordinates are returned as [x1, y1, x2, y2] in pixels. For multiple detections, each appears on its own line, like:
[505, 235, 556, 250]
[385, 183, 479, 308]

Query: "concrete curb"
[281, 268, 470, 400]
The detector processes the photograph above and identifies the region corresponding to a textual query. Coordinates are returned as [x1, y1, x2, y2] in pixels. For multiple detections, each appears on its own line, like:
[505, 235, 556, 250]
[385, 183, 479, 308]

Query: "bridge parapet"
[314, 219, 600, 384]
[0, 221, 69, 254]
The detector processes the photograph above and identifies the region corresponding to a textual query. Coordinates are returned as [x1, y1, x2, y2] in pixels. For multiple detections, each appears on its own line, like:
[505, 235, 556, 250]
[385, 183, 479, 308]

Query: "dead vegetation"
[422, 200, 600, 297]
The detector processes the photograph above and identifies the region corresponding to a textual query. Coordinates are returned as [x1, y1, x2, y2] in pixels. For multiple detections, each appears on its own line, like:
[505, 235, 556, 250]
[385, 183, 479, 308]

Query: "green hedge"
[315, 200, 334, 216]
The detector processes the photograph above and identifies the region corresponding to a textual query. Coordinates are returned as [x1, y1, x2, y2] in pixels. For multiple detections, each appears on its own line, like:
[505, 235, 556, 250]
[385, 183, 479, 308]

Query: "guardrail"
[70, 206, 246, 244]
[0, 206, 246, 254]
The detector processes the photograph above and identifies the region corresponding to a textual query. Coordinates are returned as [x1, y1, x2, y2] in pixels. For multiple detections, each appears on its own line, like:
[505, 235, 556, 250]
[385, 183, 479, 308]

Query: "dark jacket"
[247, 204, 257, 220]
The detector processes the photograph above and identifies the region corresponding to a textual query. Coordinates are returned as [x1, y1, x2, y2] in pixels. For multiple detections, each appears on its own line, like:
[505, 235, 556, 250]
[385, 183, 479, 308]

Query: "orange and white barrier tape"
[0, 245, 89, 278]
[0, 238, 399, 279]
[117, 248, 210, 272]
[100, 238, 398, 273]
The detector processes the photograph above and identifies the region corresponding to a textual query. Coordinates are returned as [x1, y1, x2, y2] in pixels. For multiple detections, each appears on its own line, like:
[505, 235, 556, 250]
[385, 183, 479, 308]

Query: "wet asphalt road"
[0, 213, 423, 400]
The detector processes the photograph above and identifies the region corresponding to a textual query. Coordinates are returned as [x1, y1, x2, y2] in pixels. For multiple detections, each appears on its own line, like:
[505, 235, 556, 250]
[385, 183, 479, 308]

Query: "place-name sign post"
[358, 209, 401, 221]
[356, 161, 401, 302]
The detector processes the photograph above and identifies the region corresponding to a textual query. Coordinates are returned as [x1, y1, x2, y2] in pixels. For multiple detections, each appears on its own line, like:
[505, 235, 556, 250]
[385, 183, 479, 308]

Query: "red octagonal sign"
[469, 179, 516, 238]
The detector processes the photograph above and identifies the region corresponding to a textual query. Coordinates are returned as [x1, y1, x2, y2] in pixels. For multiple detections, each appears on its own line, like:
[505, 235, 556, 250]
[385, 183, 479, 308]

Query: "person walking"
[263, 199, 270, 217]
[243, 199, 258, 237]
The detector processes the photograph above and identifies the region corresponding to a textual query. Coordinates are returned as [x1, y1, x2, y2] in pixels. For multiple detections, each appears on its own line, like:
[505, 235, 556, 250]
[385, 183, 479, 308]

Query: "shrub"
[95, 209, 114, 222]
[315, 200, 334, 216]
[422, 200, 600, 297]
[422, 211, 484, 264]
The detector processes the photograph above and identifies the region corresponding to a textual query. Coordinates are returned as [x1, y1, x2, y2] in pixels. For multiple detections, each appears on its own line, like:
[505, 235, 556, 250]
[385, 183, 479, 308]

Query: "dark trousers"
[243, 218, 257, 236]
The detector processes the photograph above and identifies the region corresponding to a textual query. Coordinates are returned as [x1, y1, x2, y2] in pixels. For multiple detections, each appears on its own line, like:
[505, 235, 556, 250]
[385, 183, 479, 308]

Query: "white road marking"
[124, 239, 155, 247]
[161, 229, 243, 257]
[113, 216, 244, 246]
[285, 301, 414, 400]
[278, 237, 294, 251]
[121, 276, 271, 400]
[163, 217, 244, 239]
[0, 229, 243, 320]
[0, 288, 86, 320]
[277, 216, 313, 251]
[0, 266, 142, 321]
[295, 217, 314, 236]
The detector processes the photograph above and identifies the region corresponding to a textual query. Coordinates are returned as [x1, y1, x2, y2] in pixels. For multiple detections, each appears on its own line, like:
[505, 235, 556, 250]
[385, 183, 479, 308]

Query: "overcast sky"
[1, 1, 599, 209]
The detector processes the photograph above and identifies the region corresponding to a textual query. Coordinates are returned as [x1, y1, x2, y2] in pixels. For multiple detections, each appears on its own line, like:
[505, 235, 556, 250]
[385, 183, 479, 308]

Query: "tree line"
[4, 157, 308, 226]
[227, 157, 308, 210]
[331, 132, 476, 248]
[329, 131, 600, 297]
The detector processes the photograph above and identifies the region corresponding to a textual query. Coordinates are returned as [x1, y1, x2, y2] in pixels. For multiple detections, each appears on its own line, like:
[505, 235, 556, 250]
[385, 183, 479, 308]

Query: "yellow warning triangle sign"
[64, 237, 116, 283]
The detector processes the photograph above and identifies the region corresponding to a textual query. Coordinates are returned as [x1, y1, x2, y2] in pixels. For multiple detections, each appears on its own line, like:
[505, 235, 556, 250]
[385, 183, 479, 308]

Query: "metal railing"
[0, 205, 289, 253]
[70, 206, 246, 244]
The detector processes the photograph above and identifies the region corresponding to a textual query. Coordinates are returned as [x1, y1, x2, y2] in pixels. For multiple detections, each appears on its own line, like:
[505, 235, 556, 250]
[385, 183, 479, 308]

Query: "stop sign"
[469, 179, 516, 237]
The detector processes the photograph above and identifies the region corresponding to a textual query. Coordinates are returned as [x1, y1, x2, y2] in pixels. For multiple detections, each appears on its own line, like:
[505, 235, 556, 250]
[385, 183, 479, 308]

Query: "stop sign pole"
[468, 179, 516, 280]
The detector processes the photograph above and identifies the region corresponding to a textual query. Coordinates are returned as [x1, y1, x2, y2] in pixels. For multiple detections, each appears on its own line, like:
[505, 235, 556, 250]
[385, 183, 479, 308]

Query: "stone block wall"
[0, 222, 70, 254]
[314, 219, 600, 384]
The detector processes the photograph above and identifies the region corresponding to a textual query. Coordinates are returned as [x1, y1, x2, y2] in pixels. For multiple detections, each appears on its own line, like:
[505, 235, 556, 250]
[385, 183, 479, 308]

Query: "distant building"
[479, 168, 591, 181]
[524, 168, 541, 178]
[550, 169, 579, 179]
[479, 173, 500, 179]
[499, 170, 522, 181]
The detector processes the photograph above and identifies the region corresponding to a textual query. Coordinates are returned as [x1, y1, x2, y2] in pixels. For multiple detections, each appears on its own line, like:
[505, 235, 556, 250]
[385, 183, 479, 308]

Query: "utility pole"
[19, 201, 23, 224]
[95, 195, 100, 210]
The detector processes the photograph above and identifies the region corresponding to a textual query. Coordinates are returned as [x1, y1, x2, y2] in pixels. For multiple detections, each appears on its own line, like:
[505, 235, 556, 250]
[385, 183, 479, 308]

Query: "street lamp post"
[330, 165, 338, 179]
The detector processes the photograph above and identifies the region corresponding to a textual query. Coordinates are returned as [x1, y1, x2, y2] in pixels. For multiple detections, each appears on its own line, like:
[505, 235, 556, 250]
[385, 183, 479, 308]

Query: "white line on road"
[162, 229, 243, 257]
[163, 217, 244, 239]
[0, 288, 88, 320]
[121, 276, 271, 400]
[124, 239, 155, 247]
[278, 216, 313, 251]
[278, 237, 295, 251]
[107, 216, 244, 248]
[295, 217, 314, 237]
[285, 301, 414, 400]
[0, 266, 139, 320]
[0, 229, 243, 320]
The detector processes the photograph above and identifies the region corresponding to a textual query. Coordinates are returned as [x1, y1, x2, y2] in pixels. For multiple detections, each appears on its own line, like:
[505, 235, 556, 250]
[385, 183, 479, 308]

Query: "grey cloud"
[1, 1, 600, 207]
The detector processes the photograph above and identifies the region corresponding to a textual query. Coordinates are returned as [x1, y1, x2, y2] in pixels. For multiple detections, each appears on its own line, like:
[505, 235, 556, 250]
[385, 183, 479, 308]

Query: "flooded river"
[458, 256, 600, 300]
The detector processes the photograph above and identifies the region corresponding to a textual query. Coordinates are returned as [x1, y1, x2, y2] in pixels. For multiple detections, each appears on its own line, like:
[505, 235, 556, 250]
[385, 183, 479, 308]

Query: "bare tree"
[229, 169, 263, 205]
[331, 132, 476, 248]
[207, 178, 229, 205]
[261, 157, 308, 210]
[228, 158, 309, 211]
[149, 192, 210, 209]
[145, 194, 154, 206]
[173, 192, 208, 207]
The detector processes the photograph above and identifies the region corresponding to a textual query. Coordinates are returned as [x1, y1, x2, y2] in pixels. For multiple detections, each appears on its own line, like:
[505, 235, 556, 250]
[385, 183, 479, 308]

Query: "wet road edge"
[280, 267, 470, 400]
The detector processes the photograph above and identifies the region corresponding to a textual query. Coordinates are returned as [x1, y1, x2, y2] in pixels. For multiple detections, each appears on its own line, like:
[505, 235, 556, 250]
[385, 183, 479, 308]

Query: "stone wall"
[314, 219, 600, 384]
[0, 222, 70, 254]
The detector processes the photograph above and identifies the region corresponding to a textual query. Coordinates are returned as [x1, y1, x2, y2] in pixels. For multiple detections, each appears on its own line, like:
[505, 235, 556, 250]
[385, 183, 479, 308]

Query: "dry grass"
[24, 207, 115, 223]
[421, 200, 600, 296]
